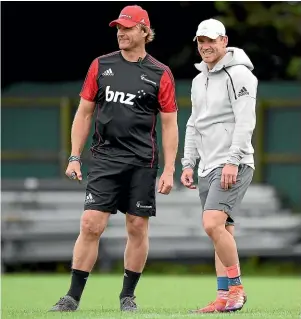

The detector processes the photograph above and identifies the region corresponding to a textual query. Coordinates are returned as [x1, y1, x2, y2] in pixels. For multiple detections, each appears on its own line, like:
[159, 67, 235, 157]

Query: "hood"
[195, 47, 254, 75]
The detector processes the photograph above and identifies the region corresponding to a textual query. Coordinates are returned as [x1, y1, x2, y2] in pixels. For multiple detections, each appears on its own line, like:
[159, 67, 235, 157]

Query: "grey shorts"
[198, 164, 254, 226]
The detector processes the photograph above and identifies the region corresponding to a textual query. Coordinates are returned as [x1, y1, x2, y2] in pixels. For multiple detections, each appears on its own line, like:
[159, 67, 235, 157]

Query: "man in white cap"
[181, 18, 258, 313]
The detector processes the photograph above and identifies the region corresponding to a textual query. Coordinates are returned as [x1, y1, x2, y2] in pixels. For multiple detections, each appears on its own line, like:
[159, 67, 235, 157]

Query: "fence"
[2, 84, 301, 208]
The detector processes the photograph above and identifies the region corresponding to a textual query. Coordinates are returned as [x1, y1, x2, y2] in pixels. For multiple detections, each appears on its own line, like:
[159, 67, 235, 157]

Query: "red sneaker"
[224, 285, 247, 312]
[190, 298, 227, 313]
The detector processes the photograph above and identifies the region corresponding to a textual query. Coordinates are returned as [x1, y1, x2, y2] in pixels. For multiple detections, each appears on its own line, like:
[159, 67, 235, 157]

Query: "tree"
[214, 1, 301, 80]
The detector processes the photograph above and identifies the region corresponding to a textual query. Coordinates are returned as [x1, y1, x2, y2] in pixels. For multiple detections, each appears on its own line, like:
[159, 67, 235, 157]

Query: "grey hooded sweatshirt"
[181, 47, 258, 177]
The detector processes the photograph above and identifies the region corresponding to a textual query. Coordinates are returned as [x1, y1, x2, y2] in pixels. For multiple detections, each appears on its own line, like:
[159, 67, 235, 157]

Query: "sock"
[120, 269, 141, 299]
[217, 276, 229, 299]
[217, 276, 229, 291]
[67, 269, 89, 302]
[226, 264, 242, 287]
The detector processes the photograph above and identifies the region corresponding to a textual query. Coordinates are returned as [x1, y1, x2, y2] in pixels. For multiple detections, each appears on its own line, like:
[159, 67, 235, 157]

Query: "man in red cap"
[50, 5, 178, 312]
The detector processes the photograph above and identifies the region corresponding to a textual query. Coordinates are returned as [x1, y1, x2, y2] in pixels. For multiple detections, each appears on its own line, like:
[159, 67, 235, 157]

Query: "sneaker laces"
[228, 287, 241, 300]
[122, 296, 137, 307]
[56, 296, 74, 306]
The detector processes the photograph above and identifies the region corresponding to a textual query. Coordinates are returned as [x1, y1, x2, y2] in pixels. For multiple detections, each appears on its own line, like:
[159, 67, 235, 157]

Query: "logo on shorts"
[85, 193, 95, 204]
[136, 201, 152, 209]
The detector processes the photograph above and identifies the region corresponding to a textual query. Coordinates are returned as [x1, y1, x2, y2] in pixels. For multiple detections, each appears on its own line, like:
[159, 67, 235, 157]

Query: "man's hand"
[157, 170, 174, 195]
[65, 161, 82, 181]
[181, 168, 196, 189]
[221, 164, 238, 190]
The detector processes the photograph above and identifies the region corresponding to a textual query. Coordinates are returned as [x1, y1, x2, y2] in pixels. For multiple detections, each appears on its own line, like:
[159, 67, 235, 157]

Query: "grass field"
[2, 274, 300, 319]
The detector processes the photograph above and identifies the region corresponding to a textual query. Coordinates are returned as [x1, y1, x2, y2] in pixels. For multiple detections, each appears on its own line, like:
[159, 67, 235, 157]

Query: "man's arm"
[71, 58, 99, 157]
[181, 82, 199, 170]
[160, 112, 178, 173]
[158, 69, 179, 174]
[227, 68, 258, 166]
[71, 98, 95, 156]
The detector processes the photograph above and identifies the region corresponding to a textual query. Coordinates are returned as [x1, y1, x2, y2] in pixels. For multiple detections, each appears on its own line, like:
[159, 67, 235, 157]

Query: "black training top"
[80, 51, 177, 168]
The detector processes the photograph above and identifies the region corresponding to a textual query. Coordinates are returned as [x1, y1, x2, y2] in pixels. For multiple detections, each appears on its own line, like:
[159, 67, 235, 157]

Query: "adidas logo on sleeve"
[237, 86, 249, 97]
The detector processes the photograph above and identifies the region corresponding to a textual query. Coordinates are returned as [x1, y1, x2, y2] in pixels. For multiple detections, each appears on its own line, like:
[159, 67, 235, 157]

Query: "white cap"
[193, 18, 226, 41]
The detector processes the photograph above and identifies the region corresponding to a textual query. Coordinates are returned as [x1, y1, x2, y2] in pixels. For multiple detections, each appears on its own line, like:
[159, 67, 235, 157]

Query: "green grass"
[1, 274, 300, 319]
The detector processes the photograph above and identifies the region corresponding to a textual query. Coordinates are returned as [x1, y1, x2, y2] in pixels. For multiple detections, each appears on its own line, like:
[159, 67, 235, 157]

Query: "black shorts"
[84, 155, 158, 217]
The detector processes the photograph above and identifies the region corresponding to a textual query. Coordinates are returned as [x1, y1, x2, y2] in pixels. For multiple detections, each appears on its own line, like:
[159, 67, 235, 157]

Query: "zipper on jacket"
[205, 77, 209, 111]
[200, 76, 209, 170]
[223, 67, 237, 100]
[200, 132, 206, 171]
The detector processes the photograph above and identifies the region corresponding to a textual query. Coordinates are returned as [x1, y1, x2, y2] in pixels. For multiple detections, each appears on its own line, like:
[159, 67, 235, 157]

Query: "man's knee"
[80, 210, 110, 240]
[226, 224, 235, 236]
[126, 214, 149, 239]
[203, 210, 227, 239]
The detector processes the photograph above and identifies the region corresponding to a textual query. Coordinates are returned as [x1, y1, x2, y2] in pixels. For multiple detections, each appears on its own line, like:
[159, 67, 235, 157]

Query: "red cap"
[109, 5, 150, 28]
